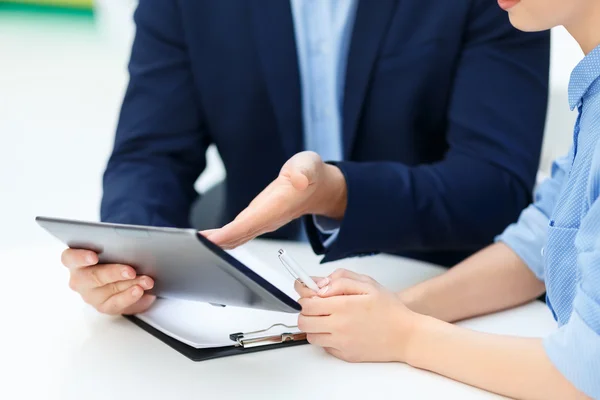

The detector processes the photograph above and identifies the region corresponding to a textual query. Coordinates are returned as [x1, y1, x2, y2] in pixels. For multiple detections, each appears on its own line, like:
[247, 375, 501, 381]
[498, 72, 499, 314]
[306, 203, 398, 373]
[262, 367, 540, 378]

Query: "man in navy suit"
[61, 1, 549, 315]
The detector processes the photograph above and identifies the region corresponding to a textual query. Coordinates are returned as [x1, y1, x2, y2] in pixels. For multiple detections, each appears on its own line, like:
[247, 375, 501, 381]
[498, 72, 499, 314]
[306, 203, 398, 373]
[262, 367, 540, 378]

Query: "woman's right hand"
[61, 248, 156, 315]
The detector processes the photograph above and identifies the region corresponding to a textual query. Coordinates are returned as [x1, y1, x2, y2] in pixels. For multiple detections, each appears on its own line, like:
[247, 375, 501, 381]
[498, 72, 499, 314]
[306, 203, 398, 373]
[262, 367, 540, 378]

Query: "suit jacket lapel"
[343, 0, 398, 158]
[250, 0, 303, 159]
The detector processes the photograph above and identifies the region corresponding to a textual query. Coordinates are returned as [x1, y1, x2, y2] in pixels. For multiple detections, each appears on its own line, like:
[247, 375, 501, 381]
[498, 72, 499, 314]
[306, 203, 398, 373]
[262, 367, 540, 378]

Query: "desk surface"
[1, 240, 557, 400]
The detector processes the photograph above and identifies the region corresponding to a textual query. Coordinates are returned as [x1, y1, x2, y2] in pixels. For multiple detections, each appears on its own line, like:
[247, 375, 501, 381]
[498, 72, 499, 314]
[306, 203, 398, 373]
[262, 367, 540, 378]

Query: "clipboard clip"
[229, 323, 307, 348]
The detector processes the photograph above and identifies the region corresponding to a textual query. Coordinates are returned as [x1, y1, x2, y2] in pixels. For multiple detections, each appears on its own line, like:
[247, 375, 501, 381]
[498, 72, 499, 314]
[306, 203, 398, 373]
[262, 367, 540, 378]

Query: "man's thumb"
[290, 170, 310, 191]
[283, 151, 322, 191]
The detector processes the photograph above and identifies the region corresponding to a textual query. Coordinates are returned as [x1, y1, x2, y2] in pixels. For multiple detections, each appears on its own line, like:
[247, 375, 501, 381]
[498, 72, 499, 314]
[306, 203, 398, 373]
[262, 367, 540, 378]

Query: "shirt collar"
[568, 44, 600, 110]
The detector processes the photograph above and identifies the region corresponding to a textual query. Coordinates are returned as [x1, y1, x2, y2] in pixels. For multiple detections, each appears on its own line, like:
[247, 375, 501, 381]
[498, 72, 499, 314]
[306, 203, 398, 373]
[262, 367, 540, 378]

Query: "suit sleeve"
[101, 0, 209, 228]
[308, 0, 550, 262]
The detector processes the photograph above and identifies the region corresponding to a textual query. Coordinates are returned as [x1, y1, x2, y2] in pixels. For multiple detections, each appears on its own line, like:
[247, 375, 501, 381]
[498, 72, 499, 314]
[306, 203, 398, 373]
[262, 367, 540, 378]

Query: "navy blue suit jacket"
[102, 0, 550, 266]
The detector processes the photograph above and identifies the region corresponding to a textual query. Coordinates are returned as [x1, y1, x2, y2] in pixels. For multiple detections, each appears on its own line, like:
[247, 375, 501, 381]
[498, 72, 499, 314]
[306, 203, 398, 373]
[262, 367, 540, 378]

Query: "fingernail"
[86, 254, 96, 264]
[317, 277, 329, 288]
[122, 269, 134, 279]
[141, 279, 154, 289]
[318, 286, 329, 296]
[131, 287, 142, 297]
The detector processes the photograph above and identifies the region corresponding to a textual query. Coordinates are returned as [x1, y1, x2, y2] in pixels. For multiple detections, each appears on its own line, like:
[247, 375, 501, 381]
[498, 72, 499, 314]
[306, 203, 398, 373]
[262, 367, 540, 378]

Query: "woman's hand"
[294, 267, 585, 400]
[295, 269, 422, 363]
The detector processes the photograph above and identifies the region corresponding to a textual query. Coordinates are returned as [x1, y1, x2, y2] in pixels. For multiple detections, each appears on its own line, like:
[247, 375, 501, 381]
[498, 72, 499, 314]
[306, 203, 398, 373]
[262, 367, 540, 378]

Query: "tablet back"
[36, 217, 301, 313]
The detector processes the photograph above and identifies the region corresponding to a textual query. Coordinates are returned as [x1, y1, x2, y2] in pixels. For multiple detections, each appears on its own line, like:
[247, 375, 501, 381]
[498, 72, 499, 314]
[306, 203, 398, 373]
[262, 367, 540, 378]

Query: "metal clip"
[229, 323, 306, 348]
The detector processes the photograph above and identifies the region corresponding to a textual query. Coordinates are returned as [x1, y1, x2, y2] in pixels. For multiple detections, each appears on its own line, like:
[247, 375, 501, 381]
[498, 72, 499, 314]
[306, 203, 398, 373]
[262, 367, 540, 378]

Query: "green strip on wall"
[0, 0, 92, 9]
[0, 2, 94, 18]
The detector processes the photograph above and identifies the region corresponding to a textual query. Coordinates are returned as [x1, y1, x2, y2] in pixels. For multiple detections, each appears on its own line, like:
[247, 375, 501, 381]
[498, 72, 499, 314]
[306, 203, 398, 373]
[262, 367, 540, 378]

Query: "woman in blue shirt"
[291, 0, 600, 398]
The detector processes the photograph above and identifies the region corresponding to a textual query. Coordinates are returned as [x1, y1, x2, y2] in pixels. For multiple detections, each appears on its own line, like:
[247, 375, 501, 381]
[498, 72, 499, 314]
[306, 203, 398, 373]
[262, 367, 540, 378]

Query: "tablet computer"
[35, 217, 301, 314]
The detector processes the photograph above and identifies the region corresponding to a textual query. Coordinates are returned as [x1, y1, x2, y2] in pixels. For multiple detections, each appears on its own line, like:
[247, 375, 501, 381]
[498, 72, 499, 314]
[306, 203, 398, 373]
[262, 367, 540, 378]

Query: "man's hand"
[204, 151, 347, 249]
[62, 248, 157, 315]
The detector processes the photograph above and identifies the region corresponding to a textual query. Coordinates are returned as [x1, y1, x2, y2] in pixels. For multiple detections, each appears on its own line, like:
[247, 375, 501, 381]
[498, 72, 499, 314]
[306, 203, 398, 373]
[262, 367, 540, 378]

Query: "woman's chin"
[508, 13, 551, 32]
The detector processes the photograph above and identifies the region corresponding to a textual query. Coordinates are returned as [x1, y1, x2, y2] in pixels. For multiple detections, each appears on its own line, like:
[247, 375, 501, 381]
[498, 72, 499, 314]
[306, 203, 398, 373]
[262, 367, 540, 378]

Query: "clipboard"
[35, 216, 309, 361]
[125, 315, 308, 362]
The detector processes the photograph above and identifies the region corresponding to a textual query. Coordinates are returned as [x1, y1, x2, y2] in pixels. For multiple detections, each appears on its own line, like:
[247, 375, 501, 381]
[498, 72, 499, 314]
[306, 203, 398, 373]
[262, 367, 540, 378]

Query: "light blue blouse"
[498, 44, 600, 398]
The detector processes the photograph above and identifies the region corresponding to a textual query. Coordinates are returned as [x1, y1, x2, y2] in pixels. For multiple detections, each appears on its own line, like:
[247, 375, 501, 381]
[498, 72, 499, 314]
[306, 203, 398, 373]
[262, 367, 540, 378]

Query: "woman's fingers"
[317, 277, 373, 297]
[306, 333, 335, 348]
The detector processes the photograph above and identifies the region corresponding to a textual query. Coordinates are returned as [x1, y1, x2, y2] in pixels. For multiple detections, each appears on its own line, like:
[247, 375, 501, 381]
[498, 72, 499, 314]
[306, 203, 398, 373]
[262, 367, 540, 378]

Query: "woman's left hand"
[295, 269, 421, 363]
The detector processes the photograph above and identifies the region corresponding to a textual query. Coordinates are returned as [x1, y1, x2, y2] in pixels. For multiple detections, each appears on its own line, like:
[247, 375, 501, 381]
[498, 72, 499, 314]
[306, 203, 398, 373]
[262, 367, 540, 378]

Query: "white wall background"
[0, 2, 583, 252]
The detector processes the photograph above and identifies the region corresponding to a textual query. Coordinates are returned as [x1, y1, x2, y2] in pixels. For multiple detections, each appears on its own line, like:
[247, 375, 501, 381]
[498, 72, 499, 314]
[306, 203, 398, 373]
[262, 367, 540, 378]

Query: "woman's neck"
[565, 4, 600, 55]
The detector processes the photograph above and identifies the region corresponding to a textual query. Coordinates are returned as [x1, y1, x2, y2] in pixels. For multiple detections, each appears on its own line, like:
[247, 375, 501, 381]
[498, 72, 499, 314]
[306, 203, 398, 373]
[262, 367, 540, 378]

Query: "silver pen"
[277, 249, 320, 291]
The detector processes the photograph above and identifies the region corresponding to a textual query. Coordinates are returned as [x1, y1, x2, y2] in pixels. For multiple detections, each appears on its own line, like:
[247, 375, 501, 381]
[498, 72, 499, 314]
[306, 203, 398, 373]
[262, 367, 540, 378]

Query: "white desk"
[1, 240, 557, 400]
